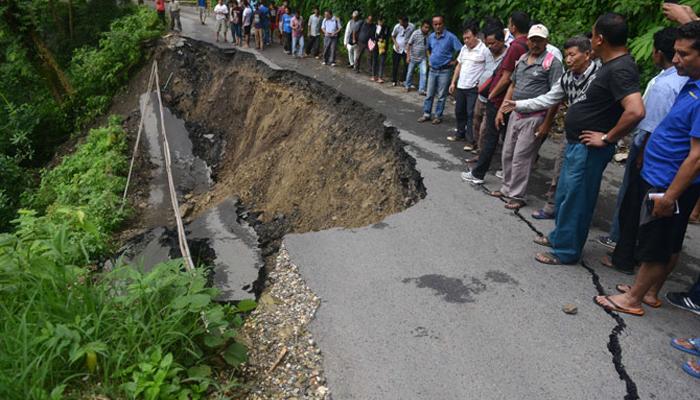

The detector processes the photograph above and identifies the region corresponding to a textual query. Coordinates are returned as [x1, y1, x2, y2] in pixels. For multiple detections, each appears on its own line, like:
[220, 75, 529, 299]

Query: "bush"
[0, 155, 29, 230]
[30, 116, 129, 256]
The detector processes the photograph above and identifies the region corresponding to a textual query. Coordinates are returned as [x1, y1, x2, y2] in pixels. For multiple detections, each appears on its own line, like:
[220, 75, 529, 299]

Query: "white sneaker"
[495, 170, 504, 180]
[461, 171, 484, 185]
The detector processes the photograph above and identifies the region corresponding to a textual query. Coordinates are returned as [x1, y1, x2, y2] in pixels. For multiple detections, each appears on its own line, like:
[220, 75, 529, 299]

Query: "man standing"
[417, 15, 462, 125]
[404, 19, 430, 94]
[344, 11, 362, 69]
[595, 21, 700, 316]
[258, 1, 270, 46]
[242, 1, 252, 47]
[533, 13, 644, 265]
[155, 0, 166, 25]
[281, 7, 293, 53]
[461, 11, 530, 183]
[168, 0, 182, 31]
[214, 0, 229, 43]
[306, 7, 322, 58]
[391, 16, 415, 86]
[198, 0, 208, 25]
[600, 27, 687, 277]
[290, 10, 304, 58]
[446, 22, 494, 149]
[513, 36, 599, 220]
[354, 15, 376, 73]
[321, 10, 341, 66]
[489, 24, 563, 210]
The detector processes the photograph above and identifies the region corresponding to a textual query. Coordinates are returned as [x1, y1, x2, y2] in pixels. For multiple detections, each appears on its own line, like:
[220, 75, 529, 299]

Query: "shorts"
[635, 179, 700, 263]
[216, 19, 226, 33]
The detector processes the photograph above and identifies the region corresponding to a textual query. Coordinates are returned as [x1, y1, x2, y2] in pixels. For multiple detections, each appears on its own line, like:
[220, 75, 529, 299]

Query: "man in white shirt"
[344, 11, 361, 68]
[168, 0, 182, 32]
[242, 4, 252, 47]
[320, 9, 341, 66]
[391, 16, 414, 86]
[213, 0, 229, 43]
[447, 22, 493, 148]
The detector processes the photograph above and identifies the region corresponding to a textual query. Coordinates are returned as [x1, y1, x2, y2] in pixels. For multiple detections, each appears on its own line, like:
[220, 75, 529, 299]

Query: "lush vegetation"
[0, 120, 252, 399]
[301, 0, 700, 82]
[0, 2, 161, 230]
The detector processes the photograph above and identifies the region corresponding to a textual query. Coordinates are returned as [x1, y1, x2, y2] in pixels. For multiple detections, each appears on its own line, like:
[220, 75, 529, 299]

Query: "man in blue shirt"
[282, 8, 293, 53]
[600, 27, 688, 276]
[258, 1, 270, 46]
[595, 21, 700, 317]
[417, 15, 462, 124]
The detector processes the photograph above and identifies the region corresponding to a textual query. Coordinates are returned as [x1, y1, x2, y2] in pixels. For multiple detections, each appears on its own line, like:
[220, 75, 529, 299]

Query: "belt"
[431, 64, 452, 71]
[514, 110, 547, 120]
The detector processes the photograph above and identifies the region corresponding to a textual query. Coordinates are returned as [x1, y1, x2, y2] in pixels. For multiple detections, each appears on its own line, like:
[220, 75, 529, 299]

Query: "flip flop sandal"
[671, 338, 700, 357]
[533, 236, 552, 247]
[593, 295, 645, 316]
[600, 257, 635, 276]
[489, 190, 504, 198]
[464, 157, 478, 164]
[535, 252, 561, 265]
[505, 201, 525, 210]
[531, 209, 555, 220]
[682, 360, 700, 379]
[615, 284, 661, 307]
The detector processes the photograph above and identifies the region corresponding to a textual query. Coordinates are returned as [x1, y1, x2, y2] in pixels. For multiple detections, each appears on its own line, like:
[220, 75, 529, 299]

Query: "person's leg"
[499, 116, 521, 196]
[323, 36, 331, 63]
[404, 60, 416, 89]
[422, 69, 437, 118]
[346, 44, 354, 66]
[392, 51, 401, 83]
[170, 10, 175, 30]
[433, 69, 451, 119]
[454, 88, 468, 138]
[542, 140, 567, 215]
[610, 154, 644, 272]
[292, 35, 298, 55]
[313, 36, 321, 57]
[472, 100, 485, 149]
[609, 135, 644, 242]
[418, 60, 427, 93]
[464, 89, 478, 145]
[550, 145, 615, 263]
[471, 102, 506, 179]
[691, 198, 700, 222]
[330, 37, 338, 64]
[297, 36, 304, 57]
[502, 115, 544, 201]
[378, 53, 386, 80]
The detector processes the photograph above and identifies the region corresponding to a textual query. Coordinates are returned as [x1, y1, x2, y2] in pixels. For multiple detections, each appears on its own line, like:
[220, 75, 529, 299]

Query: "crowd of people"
[159, 1, 700, 379]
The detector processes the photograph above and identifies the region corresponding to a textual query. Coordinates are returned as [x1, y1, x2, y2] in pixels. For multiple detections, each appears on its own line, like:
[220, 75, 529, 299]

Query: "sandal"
[489, 190, 504, 198]
[535, 252, 561, 265]
[505, 200, 525, 210]
[593, 295, 645, 316]
[682, 360, 700, 379]
[615, 284, 661, 307]
[531, 208, 554, 220]
[671, 338, 700, 356]
[533, 236, 552, 247]
[600, 256, 635, 275]
[464, 157, 479, 164]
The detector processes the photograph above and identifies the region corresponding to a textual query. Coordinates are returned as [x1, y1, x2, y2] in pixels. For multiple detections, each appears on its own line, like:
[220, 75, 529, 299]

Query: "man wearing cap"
[418, 15, 462, 124]
[489, 24, 563, 209]
[344, 11, 362, 68]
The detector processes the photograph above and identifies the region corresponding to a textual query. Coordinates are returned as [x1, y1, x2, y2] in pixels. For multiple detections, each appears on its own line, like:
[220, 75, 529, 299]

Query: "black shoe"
[666, 292, 700, 315]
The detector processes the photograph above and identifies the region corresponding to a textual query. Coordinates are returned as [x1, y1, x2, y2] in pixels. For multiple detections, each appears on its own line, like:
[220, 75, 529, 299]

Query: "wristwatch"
[601, 134, 613, 145]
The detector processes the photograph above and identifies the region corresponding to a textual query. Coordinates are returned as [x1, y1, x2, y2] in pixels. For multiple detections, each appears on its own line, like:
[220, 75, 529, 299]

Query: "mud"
[154, 39, 426, 235]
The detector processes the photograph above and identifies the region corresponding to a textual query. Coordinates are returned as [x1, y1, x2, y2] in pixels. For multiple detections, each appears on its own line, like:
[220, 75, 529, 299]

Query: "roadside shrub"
[0, 155, 28, 230]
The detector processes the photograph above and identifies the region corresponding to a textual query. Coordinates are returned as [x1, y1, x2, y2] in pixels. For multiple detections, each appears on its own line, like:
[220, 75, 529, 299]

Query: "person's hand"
[501, 100, 516, 114]
[652, 195, 676, 218]
[663, 3, 698, 24]
[579, 130, 607, 148]
[495, 111, 505, 129]
[535, 122, 551, 139]
[448, 83, 456, 95]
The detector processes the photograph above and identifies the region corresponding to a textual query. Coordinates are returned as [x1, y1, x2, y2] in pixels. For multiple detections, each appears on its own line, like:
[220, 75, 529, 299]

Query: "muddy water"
[118, 93, 262, 301]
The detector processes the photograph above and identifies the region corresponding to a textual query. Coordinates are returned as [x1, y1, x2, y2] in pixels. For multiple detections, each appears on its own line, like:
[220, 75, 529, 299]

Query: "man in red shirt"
[155, 0, 166, 25]
[461, 11, 531, 185]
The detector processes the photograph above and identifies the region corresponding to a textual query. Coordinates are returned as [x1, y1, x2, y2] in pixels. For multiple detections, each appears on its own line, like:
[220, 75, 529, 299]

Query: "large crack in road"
[480, 183, 639, 400]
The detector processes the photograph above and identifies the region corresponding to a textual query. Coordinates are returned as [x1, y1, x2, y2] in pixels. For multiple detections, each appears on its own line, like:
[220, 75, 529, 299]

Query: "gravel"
[236, 245, 331, 400]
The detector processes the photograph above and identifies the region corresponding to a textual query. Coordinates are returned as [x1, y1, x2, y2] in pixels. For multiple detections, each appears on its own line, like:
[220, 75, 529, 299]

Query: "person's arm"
[488, 70, 513, 102]
[654, 137, 700, 217]
[495, 83, 516, 128]
[406, 38, 412, 63]
[535, 104, 559, 139]
[580, 92, 645, 146]
[321, 20, 326, 35]
[449, 62, 462, 95]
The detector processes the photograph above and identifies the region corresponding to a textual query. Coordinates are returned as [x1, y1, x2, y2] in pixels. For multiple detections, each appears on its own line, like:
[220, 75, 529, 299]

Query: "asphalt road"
[173, 8, 700, 399]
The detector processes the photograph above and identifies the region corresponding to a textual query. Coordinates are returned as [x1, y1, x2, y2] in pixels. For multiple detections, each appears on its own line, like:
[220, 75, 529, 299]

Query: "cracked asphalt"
[173, 7, 700, 398]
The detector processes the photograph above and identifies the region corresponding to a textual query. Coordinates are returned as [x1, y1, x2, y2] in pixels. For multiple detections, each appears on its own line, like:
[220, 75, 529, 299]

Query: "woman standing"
[290, 10, 304, 58]
[371, 16, 390, 83]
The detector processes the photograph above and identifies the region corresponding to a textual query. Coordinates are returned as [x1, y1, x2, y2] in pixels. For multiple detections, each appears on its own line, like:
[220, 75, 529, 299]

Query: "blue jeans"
[231, 23, 242, 41]
[549, 143, 616, 264]
[263, 23, 271, 44]
[609, 130, 649, 242]
[422, 68, 451, 119]
[291, 35, 304, 57]
[405, 59, 427, 92]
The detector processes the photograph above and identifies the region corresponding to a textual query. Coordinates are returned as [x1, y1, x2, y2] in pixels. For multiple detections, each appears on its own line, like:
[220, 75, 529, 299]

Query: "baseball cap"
[352, 10, 359, 17]
[528, 24, 549, 39]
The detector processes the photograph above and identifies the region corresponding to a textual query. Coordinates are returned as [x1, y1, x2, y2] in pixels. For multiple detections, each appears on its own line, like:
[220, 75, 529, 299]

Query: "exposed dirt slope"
[155, 39, 425, 233]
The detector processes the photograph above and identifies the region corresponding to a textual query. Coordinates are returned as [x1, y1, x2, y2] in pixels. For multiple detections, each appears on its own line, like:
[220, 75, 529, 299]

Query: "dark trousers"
[689, 275, 700, 302]
[455, 87, 478, 143]
[306, 35, 321, 56]
[157, 10, 166, 25]
[472, 102, 508, 179]
[371, 49, 386, 78]
[354, 43, 371, 72]
[611, 150, 645, 272]
[391, 51, 406, 83]
[283, 31, 292, 52]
